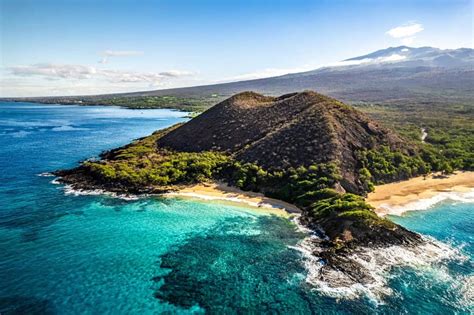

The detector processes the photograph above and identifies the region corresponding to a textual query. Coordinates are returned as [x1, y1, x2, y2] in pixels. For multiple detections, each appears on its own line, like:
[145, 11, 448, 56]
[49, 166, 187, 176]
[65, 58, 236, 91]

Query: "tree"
[440, 161, 453, 175]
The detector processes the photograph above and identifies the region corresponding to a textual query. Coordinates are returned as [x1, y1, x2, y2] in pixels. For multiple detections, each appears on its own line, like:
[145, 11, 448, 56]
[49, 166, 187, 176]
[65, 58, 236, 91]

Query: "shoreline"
[164, 181, 301, 217]
[366, 171, 474, 216]
[2, 99, 196, 113]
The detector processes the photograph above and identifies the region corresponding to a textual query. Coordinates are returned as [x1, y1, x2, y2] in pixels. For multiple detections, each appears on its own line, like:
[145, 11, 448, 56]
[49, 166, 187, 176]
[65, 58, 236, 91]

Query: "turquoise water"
[0, 102, 472, 314]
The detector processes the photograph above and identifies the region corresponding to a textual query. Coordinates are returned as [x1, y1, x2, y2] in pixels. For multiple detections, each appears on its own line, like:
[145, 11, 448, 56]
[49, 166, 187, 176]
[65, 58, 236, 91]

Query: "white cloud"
[386, 23, 424, 38]
[99, 50, 144, 64]
[378, 54, 406, 62]
[323, 59, 372, 68]
[224, 53, 410, 83]
[7, 63, 194, 84]
[0, 74, 189, 97]
[159, 70, 195, 77]
[325, 54, 406, 68]
[225, 66, 315, 81]
[10, 64, 97, 79]
[224, 60, 373, 82]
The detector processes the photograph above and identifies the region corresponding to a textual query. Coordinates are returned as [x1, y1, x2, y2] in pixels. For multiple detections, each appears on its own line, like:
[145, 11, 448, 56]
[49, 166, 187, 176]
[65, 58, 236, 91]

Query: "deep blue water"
[0, 102, 472, 314]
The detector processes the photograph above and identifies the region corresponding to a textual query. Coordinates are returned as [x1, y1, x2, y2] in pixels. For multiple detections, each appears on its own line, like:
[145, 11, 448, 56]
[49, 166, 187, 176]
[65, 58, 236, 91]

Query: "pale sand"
[164, 181, 301, 217]
[366, 171, 474, 216]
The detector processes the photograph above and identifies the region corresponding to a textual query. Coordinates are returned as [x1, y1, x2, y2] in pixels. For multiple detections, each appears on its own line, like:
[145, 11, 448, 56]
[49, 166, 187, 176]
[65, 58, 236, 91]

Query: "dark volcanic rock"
[157, 91, 411, 193]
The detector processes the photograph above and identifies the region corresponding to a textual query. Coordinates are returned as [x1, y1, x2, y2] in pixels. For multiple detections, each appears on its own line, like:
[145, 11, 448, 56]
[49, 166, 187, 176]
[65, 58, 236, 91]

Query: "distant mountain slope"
[344, 46, 473, 68]
[5, 46, 473, 107]
[157, 91, 412, 192]
[102, 46, 474, 104]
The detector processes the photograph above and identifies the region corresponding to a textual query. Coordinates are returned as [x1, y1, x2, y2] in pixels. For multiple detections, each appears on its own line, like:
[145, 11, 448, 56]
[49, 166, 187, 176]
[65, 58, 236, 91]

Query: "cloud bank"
[226, 53, 408, 82]
[8, 63, 194, 84]
[226, 66, 316, 81]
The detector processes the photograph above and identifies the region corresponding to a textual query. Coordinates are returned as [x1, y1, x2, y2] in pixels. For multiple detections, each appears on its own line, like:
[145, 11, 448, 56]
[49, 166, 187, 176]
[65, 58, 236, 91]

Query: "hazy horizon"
[1, 0, 472, 97]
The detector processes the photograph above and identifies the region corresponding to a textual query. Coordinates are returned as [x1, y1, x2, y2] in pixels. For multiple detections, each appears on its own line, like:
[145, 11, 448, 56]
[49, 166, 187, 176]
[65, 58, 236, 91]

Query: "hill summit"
[157, 91, 411, 192]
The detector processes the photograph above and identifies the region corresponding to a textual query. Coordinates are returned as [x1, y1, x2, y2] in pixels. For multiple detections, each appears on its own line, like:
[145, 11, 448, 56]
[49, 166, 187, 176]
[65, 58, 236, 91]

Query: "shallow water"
[0, 102, 472, 314]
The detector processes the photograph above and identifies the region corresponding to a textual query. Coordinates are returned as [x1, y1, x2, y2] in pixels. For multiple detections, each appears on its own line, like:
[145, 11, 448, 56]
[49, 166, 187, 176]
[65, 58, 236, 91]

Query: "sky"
[0, 0, 472, 97]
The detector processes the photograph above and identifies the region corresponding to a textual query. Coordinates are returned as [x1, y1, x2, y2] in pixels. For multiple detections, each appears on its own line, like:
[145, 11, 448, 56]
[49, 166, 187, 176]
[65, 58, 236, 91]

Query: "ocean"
[0, 102, 472, 314]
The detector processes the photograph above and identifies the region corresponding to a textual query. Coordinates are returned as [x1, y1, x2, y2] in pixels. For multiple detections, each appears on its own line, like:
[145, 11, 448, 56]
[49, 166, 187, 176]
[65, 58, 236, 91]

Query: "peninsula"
[55, 91, 465, 284]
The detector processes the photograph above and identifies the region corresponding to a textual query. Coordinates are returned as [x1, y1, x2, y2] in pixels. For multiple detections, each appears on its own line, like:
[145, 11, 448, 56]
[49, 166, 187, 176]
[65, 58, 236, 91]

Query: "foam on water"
[37, 172, 54, 177]
[379, 188, 474, 216]
[51, 125, 89, 132]
[459, 275, 474, 308]
[62, 184, 142, 201]
[289, 216, 469, 304]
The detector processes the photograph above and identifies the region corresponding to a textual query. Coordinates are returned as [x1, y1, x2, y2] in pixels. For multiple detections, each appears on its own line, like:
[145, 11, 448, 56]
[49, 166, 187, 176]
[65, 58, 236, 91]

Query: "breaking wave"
[289, 217, 469, 304]
[37, 172, 54, 177]
[379, 189, 474, 216]
[51, 125, 89, 132]
[59, 183, 141, 201]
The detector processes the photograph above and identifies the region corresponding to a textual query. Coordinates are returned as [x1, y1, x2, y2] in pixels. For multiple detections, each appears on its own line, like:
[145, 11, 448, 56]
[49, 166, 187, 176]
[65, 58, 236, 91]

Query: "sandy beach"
[367, 171, 474, 216]
[164, 181, 301, 217]
[164, 172, 474, 218]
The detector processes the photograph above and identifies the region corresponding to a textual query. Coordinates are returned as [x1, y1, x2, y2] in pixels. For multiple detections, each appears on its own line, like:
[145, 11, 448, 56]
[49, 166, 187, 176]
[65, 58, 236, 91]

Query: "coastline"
[366, 171, 474, 216]
[164, 181, 302, 217]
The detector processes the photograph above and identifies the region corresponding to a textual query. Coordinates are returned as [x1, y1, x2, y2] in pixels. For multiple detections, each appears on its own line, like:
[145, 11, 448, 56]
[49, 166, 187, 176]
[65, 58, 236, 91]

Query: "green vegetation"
[80, 95, 223, 112]
[85, 151, 229, 186]
[355, 146, 429, 186]
[220, 162, 395, 229]
[309, 192, 395, 229]
[81, 131, 391, 235]
[356, 102, 474, 172]
[85, 147, 230, 188]
[221, 162, 341, 203]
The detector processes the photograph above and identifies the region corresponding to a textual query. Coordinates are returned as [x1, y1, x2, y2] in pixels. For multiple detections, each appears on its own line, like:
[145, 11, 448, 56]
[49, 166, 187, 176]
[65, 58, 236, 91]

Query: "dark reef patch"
[153, 216, 372, 313]
[154, 216, 310, 313]
[0, 296, 56, 315]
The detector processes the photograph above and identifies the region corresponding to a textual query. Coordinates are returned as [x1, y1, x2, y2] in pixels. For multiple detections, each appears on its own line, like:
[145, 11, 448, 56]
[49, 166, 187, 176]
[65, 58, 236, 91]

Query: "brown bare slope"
[157, 91, 412, 192]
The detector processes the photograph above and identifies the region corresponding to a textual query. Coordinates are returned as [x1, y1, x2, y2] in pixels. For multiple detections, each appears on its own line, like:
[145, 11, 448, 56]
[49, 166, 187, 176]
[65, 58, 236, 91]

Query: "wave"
[61, 183, 141, 201]
[51, 125, 89, 132]
[288, 217, 468, 304]
[458, 274, 474, 309]
[165, 191, 294, 213]
[37, 172, 54, 177]
[0, 119, 71, 128]
[11, 130, 31, 138]
[379, 188, 474, 216]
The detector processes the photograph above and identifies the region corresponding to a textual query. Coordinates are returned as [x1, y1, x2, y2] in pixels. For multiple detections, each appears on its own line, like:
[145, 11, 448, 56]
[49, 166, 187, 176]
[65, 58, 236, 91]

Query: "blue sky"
[1, 0, 472, 96]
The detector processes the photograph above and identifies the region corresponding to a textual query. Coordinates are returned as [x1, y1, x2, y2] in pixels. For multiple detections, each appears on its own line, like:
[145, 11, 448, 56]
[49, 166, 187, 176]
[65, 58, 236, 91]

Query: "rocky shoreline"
[53, 167, 170, 195]
[296, 214, 422, 291]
